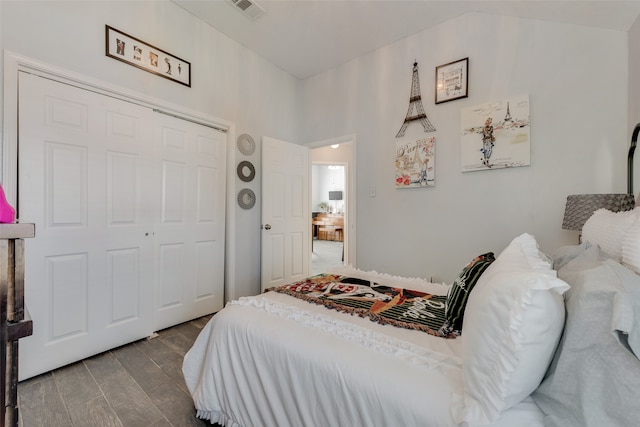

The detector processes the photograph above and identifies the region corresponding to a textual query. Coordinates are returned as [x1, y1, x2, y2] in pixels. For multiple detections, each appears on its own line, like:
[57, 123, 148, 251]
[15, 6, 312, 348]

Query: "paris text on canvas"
[395, 137, 436, 188]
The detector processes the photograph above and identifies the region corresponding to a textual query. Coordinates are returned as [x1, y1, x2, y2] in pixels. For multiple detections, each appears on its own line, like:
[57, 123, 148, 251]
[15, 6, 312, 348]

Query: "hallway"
[312, 239, 344, 276]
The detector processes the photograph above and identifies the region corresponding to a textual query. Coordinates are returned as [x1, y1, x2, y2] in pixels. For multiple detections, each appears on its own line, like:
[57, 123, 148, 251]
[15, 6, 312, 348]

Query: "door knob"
[264, 224, 271, 230]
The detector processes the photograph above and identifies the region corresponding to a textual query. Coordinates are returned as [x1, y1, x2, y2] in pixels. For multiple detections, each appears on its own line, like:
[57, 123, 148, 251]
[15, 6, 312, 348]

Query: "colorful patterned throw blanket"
[267, 274, 455, 338]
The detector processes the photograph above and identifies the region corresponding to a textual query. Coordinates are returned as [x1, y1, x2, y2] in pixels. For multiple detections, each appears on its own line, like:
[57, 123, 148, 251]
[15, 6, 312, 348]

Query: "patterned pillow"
[440, 252, 495, 336]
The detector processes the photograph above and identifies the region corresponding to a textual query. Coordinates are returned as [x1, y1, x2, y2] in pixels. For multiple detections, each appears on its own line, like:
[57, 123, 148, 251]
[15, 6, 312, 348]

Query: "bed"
[183, 223, 640, 426]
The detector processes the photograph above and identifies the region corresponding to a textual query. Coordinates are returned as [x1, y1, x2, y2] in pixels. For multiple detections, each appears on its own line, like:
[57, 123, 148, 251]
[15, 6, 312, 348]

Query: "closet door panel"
[196, 166, 218, 222]
[18, 72, 155, 380]
[153, 113, 226, 329]
[107, 248, 142, 324]
[158, 242, 186, 309]
[195, 241, 218, 299]
[161, 160, 187, 223]
[107, 152, 140, 225]
[47, 253, 89, 340]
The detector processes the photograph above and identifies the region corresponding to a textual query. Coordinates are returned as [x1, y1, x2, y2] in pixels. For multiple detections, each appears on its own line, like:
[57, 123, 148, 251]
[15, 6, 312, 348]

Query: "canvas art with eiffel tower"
[395, 137, 436, 188]
[460, 94, 531, 172]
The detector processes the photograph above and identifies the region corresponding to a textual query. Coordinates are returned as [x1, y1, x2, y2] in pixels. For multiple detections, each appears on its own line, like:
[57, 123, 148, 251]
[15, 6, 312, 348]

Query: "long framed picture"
[105, 25, 191, 87]
[435, 57, 468, 104]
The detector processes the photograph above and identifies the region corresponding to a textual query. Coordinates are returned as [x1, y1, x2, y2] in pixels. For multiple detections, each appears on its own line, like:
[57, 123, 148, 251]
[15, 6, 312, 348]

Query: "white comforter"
[182, 270, 544, 427]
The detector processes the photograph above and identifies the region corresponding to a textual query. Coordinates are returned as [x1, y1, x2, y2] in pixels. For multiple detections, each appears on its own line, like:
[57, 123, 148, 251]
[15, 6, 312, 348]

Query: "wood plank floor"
[17, 315, 220, 427]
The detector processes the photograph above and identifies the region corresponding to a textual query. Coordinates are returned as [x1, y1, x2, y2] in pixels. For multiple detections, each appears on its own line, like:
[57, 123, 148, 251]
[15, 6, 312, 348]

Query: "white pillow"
[622, 217, 640, 274]
[451, 233, 570, 427]
[582, 208, 640, 260]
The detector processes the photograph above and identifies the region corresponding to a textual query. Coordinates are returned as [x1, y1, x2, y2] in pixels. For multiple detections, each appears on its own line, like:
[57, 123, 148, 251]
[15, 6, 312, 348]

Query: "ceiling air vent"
[226, 0, 265, 21]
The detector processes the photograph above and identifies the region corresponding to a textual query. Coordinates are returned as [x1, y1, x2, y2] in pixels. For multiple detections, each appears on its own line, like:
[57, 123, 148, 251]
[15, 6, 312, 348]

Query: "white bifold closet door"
[17, 72, 225, 380]
[152, 111, 226, 331]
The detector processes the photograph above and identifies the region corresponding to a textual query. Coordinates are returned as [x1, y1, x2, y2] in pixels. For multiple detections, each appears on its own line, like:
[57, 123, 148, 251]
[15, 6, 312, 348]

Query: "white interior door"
[18, 72, 156, 379]
[153, 113, 226, 330]
[261, 137, 310, 291]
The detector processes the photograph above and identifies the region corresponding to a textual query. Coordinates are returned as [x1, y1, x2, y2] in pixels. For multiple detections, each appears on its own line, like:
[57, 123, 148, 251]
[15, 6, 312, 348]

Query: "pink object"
[0, 183, 16, 223]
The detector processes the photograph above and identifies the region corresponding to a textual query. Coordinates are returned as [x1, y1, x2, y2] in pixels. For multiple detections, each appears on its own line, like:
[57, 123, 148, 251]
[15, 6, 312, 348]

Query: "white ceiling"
[172, 0, 640, 79]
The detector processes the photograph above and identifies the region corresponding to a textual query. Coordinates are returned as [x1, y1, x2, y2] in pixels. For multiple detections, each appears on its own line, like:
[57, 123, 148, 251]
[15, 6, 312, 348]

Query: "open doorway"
[311, 163, 345, 275]
[310, 139, 355, 275]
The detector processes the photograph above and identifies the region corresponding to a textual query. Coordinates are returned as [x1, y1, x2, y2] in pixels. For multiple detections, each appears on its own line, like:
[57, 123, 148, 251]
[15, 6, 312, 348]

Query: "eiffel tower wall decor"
[396, 62, 436, 138]
[395, 137, 436, 188]
[460, 94, 530, 172]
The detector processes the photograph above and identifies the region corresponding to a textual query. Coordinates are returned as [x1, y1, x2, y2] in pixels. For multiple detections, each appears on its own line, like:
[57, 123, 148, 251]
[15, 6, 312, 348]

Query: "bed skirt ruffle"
[195, 409, 241, 426]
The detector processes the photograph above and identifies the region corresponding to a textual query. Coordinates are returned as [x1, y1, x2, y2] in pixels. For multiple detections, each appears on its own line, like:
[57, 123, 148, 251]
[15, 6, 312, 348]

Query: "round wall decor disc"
[237, 134, 256, 156]
[237, 161, 256, 182]
[237, 188, 256, 210]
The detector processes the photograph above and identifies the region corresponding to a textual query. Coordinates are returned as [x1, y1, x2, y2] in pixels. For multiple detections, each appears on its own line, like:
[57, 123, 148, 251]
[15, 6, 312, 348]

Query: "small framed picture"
[105, 25, 191, 87]
[435, 57, 468, 104]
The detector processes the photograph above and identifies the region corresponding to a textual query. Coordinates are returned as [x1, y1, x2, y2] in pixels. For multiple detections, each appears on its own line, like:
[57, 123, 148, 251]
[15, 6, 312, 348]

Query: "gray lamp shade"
[329, 191, 343, 201]
[562, 193, 636, 231]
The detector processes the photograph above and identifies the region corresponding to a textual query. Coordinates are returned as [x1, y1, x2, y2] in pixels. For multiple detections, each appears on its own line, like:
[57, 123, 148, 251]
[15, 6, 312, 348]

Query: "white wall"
[0, 0, 300, 299]
[299, 13, 629, 282]
[1, 4, 633, 290]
